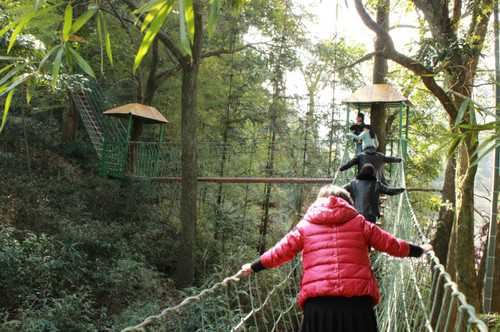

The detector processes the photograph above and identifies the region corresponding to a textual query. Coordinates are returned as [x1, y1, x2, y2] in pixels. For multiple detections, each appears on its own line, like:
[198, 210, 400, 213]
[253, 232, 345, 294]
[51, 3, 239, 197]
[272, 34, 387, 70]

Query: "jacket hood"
[356, 174, 377, 181]
[364, 147, 377, 155]
[303, 196, 358, 225]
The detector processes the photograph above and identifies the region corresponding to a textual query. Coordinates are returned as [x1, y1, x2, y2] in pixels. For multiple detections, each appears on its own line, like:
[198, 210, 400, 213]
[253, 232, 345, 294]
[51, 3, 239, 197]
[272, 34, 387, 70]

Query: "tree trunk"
[486, 0, 500, 313]
[433, 155, 456, 265]
[258, 96, 278, 254]
[448, 135, 481, 308]
[371, 0, 389, 154]
[215, 29, 237, 245]
[142, 40, 159, 105]
[176, 0, 203, 288]
[258, 50, 283, 254]
[296, 92, 314, 222]
[493, 223, 500, 312]
[62, 94, 79, 143]
[432, 153, 456, 325]
[175, 0, 203, 288]
[175, 64, 199, 288]
[62, 3, 88, 143]
[327, 78, 337, 176]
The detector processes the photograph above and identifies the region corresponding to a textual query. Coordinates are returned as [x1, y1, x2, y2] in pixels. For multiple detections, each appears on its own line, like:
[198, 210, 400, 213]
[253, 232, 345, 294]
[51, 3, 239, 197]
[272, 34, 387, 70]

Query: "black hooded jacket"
[344, 174, 405, 219]
[339, 147, 402, 181]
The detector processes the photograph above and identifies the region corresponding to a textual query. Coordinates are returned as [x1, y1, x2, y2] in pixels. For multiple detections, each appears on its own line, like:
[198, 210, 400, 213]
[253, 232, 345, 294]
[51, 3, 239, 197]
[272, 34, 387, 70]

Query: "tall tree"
[258, 43, 285, 254]
[489, 0, 500, 313]
[354, 0, 493, 308]
[121, 0, 250, 287]
[371, 0, 389, 153]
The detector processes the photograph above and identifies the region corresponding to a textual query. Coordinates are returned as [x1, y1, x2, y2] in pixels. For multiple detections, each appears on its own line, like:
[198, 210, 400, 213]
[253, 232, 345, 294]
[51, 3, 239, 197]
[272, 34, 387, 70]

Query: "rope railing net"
[374, 160, 487, 332]
[71, 82, 127, 157]
[100, 135, 347, 179]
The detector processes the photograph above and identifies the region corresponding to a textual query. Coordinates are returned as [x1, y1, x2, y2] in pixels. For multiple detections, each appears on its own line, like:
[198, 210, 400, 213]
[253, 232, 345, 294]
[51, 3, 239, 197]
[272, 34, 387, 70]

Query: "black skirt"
[301, 296, 378, 332]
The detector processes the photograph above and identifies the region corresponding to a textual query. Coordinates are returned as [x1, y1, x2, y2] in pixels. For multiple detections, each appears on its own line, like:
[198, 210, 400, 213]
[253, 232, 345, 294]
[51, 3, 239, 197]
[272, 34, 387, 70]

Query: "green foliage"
[20, 293, 99, 332]
[0, 122, 181, 329]
[134, 0, 174, 71]
[0, 89, 14, 132]
[0, 0, 475, 329]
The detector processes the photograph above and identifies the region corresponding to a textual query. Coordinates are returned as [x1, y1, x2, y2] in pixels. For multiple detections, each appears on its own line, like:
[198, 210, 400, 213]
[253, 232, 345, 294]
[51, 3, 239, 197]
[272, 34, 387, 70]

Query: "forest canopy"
[0, 0, 499, 330]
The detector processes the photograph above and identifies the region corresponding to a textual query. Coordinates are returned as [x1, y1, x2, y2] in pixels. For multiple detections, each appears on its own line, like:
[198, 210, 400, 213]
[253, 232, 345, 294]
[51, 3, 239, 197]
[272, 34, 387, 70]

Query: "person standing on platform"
[349, 112, 366, 155]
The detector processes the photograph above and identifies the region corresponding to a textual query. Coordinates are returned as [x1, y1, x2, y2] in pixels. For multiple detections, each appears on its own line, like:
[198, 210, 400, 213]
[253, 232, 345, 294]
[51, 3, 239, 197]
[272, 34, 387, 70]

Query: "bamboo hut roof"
[343, 84, 410, 106]
[103, 103, 168, 124]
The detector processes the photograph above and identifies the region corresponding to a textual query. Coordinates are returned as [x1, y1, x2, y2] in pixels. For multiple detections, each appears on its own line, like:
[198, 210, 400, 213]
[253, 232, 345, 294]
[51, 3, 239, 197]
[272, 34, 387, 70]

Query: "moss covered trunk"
[448, 134, 480, 308]
[175, 64, 199, 288]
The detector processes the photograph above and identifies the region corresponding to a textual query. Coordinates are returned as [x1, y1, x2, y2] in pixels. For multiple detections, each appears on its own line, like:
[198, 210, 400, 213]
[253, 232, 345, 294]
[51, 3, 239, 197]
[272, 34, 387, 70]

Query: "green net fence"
[99, 136, 349, 179]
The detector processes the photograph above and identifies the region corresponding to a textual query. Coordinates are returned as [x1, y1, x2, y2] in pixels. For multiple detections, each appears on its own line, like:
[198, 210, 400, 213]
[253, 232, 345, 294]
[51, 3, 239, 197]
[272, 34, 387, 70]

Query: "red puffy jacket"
[259, 196, 411, 308]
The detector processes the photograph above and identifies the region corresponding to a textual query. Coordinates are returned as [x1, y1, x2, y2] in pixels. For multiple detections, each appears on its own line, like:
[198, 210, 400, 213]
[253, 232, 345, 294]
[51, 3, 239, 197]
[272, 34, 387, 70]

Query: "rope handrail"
[121, 271, 244, 332]
[399, 159, 488, 331]
[230, 260, 300, 332]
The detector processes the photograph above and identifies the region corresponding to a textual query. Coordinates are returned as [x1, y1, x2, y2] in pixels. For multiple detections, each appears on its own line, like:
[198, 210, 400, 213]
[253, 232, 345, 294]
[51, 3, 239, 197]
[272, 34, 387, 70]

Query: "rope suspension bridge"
[70, 83, 488, 331]
[117, 157, 487, 332]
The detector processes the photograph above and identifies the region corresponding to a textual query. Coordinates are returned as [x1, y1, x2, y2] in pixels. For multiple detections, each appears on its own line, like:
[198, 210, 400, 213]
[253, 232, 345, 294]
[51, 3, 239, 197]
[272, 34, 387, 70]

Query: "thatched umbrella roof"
[343, 84, 410, 107]
[103, 103, 168, 124]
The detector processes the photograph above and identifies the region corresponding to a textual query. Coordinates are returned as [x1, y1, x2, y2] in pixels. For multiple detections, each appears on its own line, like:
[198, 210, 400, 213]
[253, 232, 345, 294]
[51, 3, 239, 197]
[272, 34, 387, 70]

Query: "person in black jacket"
[339, 146, 402, 184]
[344, 163, 405, 223]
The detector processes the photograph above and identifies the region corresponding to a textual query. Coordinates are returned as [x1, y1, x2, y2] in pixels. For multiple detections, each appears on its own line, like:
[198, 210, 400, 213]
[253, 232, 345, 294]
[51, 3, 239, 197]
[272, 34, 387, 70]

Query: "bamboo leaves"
[140, 1, 166, 32]
[63, 3, 73, 41]
[34, 0, 45, 11]
[446, 97, 500, 167]
[71, 6, 98, 34]
[39, 45, 61, 71]
[134, 0, 174, 72]
[0, 89, 15, 133]
[177, 0, 195, 56]
[133, 0, 248, 70]
[7, 11, 37, 53]
[0, 65, 14, 77]
[454, 98, 470, 128]
[96, 11, 114, 68]
[67, 46, 96, 78]
[51, 47, 64, 89]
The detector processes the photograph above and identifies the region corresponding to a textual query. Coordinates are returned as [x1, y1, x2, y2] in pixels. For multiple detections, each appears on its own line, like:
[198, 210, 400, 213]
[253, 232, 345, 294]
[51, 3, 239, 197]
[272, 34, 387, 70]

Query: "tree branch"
[353, 0, 458, 118]
[389, 24, 418, 30]
[451, 0, 462, 31]
[413, 0, 456, 46]
[201, 43, 266, 58]
[155, 64, 182, 81]
[336, 51, 381, 71]
[406, 188, 442, 193]
[468, 0, 493, 75]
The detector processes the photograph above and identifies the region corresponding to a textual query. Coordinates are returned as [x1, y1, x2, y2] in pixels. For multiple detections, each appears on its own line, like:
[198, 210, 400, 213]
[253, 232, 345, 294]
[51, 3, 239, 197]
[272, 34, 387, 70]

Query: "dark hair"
[364, 124, 376, 139]
[357, 163, 376, 180]
[357, 112, 365, 121]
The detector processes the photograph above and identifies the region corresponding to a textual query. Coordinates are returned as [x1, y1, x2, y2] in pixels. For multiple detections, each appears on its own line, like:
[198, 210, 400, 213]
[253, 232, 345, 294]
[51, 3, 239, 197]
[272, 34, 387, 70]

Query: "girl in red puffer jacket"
[241, 185, 431, 332]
